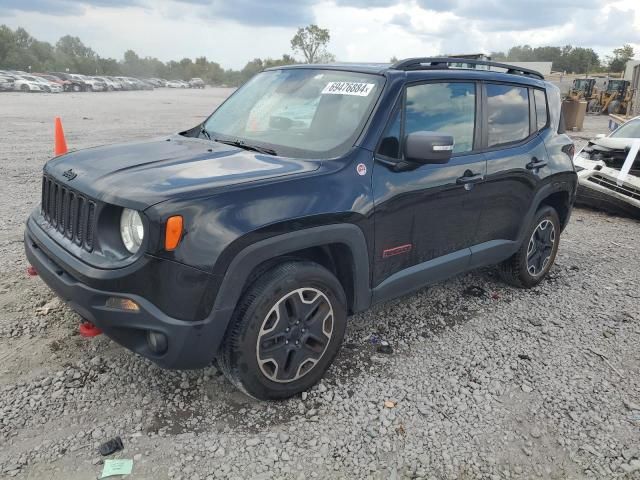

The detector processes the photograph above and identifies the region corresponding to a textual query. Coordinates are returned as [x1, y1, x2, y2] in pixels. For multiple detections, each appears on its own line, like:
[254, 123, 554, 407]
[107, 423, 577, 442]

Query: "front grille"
[41, 175, 96, 251]
[587, 174, 640, 201]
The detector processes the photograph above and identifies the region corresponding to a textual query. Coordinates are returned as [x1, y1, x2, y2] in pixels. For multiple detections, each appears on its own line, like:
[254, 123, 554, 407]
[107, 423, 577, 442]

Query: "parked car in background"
[93, 76, 121, 91]
[166, 80, 186, 88]
[13, 76, 43, 92]
[135, 78, 155, 90]
[49, 72, 87, 92]
[144, 78, 164, 88]
[17, 75, 62, 93]
[0, 74, 15, 91]
[105, 77, 125, 90]
[35, 73, 72, 91]
[73, 75, 106, 92]
[168, 80, 191, 88]
[115, 76, 138, 90]
[574, 116, 640, 219]
[189, 77, 205, 89]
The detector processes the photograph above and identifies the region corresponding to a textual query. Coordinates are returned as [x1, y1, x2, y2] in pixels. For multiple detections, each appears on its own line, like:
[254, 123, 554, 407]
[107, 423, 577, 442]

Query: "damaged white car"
[574, 116, 640, 219]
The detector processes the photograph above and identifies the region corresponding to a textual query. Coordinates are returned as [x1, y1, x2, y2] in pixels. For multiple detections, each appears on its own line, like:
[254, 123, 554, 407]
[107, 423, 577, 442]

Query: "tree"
[290, 24, 333, 64]
[607, 44, 634, 72]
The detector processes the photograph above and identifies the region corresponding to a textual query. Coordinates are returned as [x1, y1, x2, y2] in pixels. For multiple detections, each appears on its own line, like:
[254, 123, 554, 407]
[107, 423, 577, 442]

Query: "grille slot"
[41, 175, 96, 252]
[587, 174, 640, 200]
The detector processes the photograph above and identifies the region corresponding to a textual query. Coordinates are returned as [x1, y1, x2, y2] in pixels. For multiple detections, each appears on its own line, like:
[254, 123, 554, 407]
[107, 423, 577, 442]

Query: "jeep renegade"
[25, 58, 577, 399]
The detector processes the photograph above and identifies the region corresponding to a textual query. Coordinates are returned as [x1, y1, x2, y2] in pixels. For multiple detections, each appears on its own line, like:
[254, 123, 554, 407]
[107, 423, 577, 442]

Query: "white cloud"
[1, 0, 639, 68]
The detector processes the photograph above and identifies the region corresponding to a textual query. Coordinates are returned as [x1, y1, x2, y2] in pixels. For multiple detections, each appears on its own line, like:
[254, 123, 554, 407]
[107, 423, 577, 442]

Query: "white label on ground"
[321, 82, 375, 96]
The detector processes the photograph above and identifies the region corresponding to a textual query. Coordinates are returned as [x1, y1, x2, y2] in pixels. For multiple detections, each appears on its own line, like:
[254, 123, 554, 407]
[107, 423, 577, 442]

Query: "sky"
[0, 0, 639, 69]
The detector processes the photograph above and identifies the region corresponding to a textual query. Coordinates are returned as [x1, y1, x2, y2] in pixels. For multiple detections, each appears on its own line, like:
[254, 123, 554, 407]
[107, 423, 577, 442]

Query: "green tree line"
[1, 24, 634, 84]
[490, 44, 635, 74]
[0, 25, 300, 86]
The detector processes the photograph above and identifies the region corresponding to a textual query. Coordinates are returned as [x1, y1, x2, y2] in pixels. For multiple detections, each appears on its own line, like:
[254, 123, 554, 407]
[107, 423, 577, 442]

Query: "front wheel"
[218, 261, 347, 400]
[498, 205, 561, 288]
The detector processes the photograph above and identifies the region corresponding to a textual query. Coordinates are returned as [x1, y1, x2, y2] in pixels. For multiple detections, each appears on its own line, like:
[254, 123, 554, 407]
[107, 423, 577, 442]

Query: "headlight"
[120, 208, 144, 254]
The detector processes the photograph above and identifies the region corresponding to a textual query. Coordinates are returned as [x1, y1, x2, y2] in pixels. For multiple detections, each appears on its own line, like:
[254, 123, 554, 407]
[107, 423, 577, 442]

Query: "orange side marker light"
[165, 215, 183, 251]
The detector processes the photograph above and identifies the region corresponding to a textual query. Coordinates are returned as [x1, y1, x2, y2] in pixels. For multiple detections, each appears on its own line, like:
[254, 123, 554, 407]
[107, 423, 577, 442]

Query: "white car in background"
[0, 74, 15, 91]
[574, 116, 640, 219]
[166, 80, 188, 88]
[94, 76, 122, 91]
[13, 75, 45, 92]
[29, 75, 64, 93]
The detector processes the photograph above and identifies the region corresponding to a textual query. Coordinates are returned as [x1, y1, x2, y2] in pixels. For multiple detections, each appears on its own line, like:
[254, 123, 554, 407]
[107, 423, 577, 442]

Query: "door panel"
[372, 153, 487, 285]
[474, 137, 549, 244]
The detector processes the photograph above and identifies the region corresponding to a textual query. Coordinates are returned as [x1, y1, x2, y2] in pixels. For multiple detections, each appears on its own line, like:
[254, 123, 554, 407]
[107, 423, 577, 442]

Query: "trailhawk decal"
[322, 82, 375, 96]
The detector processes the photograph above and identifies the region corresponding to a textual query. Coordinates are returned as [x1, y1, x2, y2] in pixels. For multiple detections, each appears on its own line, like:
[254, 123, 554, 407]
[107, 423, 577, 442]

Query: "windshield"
[203, 68, 384, 159]
[610, 119, 640, 139]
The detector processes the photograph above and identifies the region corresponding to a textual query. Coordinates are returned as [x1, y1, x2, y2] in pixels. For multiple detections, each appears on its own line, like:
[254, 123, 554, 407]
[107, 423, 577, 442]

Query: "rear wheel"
[20, 84, 29, 92]
[499, 205, 560, 288]
[72, 84, 81, 92]
[218, 261, 347, 400]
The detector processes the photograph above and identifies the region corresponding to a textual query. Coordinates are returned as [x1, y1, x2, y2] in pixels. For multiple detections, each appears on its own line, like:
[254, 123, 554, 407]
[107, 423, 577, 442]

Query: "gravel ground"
[0, 90, 639, 480]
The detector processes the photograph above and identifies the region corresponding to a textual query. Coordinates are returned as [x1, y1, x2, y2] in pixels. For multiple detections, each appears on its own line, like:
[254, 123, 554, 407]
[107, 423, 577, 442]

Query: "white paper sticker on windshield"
[322, 82, 375, 96]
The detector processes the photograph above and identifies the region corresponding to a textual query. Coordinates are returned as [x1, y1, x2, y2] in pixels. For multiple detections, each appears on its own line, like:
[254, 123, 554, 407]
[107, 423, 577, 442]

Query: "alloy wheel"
[256, 288, 334, 383]
[526, 219, 556, 276]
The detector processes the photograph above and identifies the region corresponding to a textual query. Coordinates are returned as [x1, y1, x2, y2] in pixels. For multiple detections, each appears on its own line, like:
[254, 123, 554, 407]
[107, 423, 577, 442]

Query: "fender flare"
[209, 223, 372, 336]
[516, 176, 576, 246]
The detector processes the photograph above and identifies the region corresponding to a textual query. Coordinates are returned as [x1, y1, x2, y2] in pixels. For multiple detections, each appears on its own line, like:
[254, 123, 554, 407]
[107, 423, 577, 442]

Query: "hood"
[591, 137, 636, 151]
[44, 135, 320, 209]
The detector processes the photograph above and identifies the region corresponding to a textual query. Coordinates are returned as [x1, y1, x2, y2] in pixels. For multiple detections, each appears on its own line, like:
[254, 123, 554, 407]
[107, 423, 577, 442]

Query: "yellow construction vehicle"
[591, 79, 632, 114]
[568, 78, 597, 102]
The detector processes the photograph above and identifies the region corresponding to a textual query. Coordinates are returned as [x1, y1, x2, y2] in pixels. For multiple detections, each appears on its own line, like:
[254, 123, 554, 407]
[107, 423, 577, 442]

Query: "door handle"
[456, 172, 484, 185]
[526, 157, 548, 170]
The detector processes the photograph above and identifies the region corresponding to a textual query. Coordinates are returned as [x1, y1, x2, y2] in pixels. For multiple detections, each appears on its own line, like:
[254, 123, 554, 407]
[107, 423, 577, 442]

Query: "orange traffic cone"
[54, 117, 68, 156]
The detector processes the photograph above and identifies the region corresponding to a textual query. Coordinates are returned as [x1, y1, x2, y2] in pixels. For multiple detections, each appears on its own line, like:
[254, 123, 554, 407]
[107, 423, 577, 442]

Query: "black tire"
[607, 100, 621, 115]
[72, 84, 80, 92]
[218, 261, 347, 400]
[498, 205, 561, 288]
[21, 84, 29, 92]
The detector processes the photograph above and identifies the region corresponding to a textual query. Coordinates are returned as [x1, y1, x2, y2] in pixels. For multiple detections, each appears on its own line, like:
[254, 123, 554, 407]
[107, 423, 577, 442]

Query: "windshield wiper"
[199, 126, 212, 141]
[214, 138, 277, 156]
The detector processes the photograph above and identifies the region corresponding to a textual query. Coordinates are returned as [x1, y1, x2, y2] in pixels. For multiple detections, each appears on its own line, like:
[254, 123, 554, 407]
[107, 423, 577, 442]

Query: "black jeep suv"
[25, 58, 577, 399]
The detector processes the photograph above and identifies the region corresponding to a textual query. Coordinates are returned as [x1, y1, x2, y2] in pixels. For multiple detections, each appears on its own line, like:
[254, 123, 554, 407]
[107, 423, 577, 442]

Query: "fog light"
[105, 297, 140, 312]
[147, 331, 168, 354]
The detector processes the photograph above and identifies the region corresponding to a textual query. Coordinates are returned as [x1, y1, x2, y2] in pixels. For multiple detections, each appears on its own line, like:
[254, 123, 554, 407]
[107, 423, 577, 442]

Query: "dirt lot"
[1, 89, 639, 480]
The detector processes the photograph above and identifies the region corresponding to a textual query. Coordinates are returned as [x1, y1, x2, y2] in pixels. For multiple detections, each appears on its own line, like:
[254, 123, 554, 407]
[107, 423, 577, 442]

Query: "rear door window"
[486, 84, 530, 147]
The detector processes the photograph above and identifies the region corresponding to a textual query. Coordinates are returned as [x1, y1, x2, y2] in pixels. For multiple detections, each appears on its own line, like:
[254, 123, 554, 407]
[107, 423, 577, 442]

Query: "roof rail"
[391, 57, 545, 80]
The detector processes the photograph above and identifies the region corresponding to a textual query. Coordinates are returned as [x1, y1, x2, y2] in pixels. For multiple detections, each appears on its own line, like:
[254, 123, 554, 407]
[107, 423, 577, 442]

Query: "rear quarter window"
[534, 89, 548, 131]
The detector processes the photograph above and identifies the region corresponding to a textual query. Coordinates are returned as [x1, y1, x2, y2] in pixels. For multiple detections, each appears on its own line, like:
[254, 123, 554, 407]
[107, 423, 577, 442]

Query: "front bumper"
[24, 218, 231, 369]
[574, 158, 640, 219]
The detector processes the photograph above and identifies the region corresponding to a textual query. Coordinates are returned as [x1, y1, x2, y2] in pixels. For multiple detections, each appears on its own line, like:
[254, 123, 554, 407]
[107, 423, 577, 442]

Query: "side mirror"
[404, 131, 454, 164]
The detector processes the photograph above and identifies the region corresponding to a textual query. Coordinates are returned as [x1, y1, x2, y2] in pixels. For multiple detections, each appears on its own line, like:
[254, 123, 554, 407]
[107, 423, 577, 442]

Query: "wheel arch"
[212, 224, 372, 322]
[516, 175, 576, 246]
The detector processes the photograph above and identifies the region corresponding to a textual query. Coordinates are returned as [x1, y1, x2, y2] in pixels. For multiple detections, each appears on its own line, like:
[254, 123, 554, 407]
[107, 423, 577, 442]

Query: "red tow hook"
[79, 321, 102, 338]
[27, 265, 38, 277]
